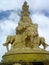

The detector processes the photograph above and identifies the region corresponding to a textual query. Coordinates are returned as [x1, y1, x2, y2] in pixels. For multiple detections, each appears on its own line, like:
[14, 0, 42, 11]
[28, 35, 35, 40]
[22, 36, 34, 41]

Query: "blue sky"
[0, 0, 49, 62]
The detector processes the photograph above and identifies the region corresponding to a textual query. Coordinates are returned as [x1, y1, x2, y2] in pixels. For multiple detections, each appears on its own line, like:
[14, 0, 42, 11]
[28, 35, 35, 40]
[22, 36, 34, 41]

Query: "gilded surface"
[2, 1, 49, 65]
[3, 1, 49, 51]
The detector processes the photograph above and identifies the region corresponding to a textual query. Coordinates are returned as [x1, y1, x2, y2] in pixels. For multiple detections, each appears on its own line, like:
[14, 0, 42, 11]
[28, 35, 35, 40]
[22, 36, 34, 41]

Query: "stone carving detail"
[3, 1, 49, 51]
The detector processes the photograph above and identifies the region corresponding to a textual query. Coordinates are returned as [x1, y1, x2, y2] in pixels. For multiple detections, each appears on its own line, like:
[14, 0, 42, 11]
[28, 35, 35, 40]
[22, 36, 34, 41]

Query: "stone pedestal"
[2, 48, 49, 65]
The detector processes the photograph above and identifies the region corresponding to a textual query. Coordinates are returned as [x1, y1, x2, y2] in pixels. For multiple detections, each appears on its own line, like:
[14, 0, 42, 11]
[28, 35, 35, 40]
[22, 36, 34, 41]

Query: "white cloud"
[0, 0, 49, 11]
[0, 20, 16, 35]
[28, 0, 49, 11]
[9, 11, 20, 22]
[0, 0, 25, 10]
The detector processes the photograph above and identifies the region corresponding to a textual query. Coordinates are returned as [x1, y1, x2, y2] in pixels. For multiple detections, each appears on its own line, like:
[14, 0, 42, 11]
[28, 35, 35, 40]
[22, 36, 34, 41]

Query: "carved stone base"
[2, 48, 49, 63]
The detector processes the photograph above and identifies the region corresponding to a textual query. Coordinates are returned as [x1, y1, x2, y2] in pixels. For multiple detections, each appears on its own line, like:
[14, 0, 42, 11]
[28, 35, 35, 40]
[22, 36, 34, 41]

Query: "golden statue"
[2, 1, 49, 65]
[3, 1, 49, 51]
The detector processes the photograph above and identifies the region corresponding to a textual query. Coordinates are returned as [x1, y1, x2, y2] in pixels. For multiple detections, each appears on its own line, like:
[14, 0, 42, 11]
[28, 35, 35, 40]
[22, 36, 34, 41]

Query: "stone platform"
[2, 48, 49, 64]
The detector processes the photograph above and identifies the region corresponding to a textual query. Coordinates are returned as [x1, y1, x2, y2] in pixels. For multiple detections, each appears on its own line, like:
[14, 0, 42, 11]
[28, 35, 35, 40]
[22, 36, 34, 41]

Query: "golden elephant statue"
[30, 37, 49, 49]
[22, 25, 38, 47]
[39, 37, 49, 49]
[3, 35, 15, 51]
[22, 29, 49, 49]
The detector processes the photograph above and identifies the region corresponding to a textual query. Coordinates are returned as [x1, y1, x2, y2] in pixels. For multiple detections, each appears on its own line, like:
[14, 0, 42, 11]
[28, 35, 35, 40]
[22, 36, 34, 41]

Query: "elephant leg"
[44, 43, 49, 49]
[42, 43, 46, 49]
[6, 45, 9, 51]
[30, 37, 34, 47]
